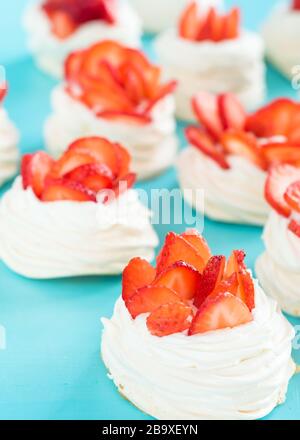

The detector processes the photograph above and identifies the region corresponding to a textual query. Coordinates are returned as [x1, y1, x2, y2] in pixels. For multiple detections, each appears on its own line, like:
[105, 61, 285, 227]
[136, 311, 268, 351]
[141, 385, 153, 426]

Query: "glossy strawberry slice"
[51, 151, 95, 179]
[122, 257, 156, 302]
[205, 8, 225, 42]
[145, 80, 177, 113]
[218, 93, 246, 131]
[120, 61, 145, 104]
[114, 143, 131, 177]
[288, 219, 300, 238]
[210, 272, 239, 298]
[220, 129, 267, 170]
[156, 232, 206, 274]
[81, 82, 134, 114]
[262, 143, 300, 167]
[194, 255, 226, 308]
[65, 163, 114, 192]
[192, 92, 224, 140]
[178, 1, 199, 40]
[223, 8, 240, 39]
[21, 151, 55, 198]
[65, 50, 84, 82]
[226, 250, 255, 311]
[82, 41, 126, 77]
[153, 261, 202, 301]
[186, 126, 230, 170]
[108, 172, 136, 201]
[180, 230, 211, 263]
[284, 180, 300, 213]
[189, 292, 253, 335]
[126, 286, 182, 319]
[147, 302, 193, 337]
[265, 165, 300, 217]
[41, 178, 96, 202]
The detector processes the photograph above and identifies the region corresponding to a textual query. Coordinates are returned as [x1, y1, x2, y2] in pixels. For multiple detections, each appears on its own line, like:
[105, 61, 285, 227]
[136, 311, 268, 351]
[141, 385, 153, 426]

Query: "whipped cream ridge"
[256, 210, 300, 316]
[0, 177, 158, 279]
[155, 30, 265, 121]
[44, 85, 178, 180]
[177, 146, 269, 225]
[24, 1, 142, 78]
[0, 109, 19, 187]
[262, 2, 300, 79]
[101, 280, 295, 420]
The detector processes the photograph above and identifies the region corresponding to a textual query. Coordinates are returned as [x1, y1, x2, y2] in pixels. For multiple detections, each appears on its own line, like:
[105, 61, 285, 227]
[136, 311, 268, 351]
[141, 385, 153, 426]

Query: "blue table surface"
[1, 0, 300, 420]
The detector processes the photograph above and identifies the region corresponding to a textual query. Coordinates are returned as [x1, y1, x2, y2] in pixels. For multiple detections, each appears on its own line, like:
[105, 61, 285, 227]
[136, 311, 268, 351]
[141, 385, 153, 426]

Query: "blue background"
[0, 0, 299, 420]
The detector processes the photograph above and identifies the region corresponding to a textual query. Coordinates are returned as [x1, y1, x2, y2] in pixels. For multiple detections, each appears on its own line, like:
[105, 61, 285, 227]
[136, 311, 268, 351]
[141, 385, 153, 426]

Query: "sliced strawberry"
[122, 257, 156, 302]
[210, 272, 239, 298]
[220, 129, 267, 170]
[110, 173, 136, 199]
[207, 9, 225, 42]
[65, 50, 84, 82]
[156, 232, 206, 274]
[126, 286, 182, 319]
[197, 7, 214, 41]
[284, 180, 300, 213]
[186, 126, 230, 170]
[65, 163, 114, 192]
[21, 151, 55, 198]
[81, 82, 134, 114]
[262, 143, 300, 167]
[41, 178, 96, 202]
[192, 92, 224, 140]
[194, 255, 226, 308]
[51, 151, 95, 178]
[188, 292, 253, 336]
[82, 41, 126, 77]
[120, 61, 145, 104]
[98, 110, 151, 125]
[265, 164, 300, 217]
[145, 80, 177, 113]
[153, 261, 202, 301]
[180, 230, 211, 263]
[147, 302, 193, 337]
[178, 1, 199, 40]
[223, 8, 240, 40]
[114, 143, 131, 177]
[288, 219, 300, 238]
[218, 93, 246, 131]
[226, 250, 255, 311]
[49, 10, 77, 39]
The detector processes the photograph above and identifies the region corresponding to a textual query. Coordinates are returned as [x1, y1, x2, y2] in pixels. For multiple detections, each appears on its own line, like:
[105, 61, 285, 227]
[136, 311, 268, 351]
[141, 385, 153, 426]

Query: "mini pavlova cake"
[0, 84, 19, 187]
[256, 165, 300, 316]
[44, 40, 178, 180]
[155, 1, 265, 121]
[102, 230, 295, 420]
[24, 0, 142, 78]
[178, 92, 300, 225]
[0, 137, 158, 279]
[262, 0, 300, 79]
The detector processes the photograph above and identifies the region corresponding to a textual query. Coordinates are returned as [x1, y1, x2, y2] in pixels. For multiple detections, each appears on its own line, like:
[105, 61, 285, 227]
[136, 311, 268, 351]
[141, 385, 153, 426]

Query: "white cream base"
[23, 1, 142, 78]
[177, 147, 269, 225]
[0, 109, 19, 187]
[0, 178, 158, 279]
[44, 86, 178, 180]
[101, 282, 295, 420]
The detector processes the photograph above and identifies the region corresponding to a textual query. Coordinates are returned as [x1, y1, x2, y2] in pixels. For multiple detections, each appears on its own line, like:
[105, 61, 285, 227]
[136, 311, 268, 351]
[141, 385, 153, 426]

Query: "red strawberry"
[41, 178, 96, 202]
[192, 92, 224, 140]
[197, 7, 216, 41]
[284, 180, 300, 213]
[122, 257, 156, 302]
[81, 82, 134, 114]
[147, 302, 193, 337]
[65, 50, 84, 82]
[153, 261, 202, 301]
[220, 129, 267, 170]
[223, 8, 240, 39]
[114, 143, 131, 177]
[210, 272, 239, 298]
[206, 9, 225, 42]
[121, 62, 145, 104]
[65, 163, 114, 192]
[185, 126, 230, 170]
[178, 1, 199, 40]
[265, 164, 300, 217]
[21, 151, 55, 198]
[126, 286, 182, 319]
[156, 232, 206, 274]
[145, 80, 177, 113]
[180, 230, 211, 262]
[218, 93, 246, 131]
[188, 292, 253, 336]
[262, 143, 300, 167]
[107, 172, 136, 202]
[288, 219, 300, 238]
[292, 0, 300, 11]
[82, 41, 126, 77]
[50, 151, 95, 178]
[194, 255, 226, 308]
[226, 250, 255, 311]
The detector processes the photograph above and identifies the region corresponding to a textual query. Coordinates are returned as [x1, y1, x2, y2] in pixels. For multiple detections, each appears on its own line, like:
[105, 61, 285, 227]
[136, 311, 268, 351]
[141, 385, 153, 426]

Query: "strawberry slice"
[81, 82, 134, 114]
[262, 143, 300, 167]
[192, 92, 224, 140]
[65, 50, 84, 82]
[265, 164, 300, 217]
[147, 302, 193, 337]
[41, 178, 96, 202]
[223, 8, 240, 40]
[188, 292, 253, 336]
[218, 93, 246, 131]
[210, 272, 239, 298]
[82, 41, 126, 77]
[194, 255, 226, 308]
[122, 257, 156, 302]
[114, 143, 131, 177]
[50, 151, 95, 178]
[180, 230, 211, 263]
[156, 232, 206, 274]
[121, 62, 145, 104]
[153, 261, 202, 301]
[108, 172, 136, 201]
[220, 129, 267, 170]
[185, 126, 230, 170]
[145, 80, 177, 113]
[226, 250, 255, 311]
[288, 219, 300, 238]
[206, 9, 225, 42]
[126, 286, 182, 319]
[178, 1, 199, 40]
[284, 180, 300, 213]
[21, 151, 55, 198]
[65, 163, 114, 192]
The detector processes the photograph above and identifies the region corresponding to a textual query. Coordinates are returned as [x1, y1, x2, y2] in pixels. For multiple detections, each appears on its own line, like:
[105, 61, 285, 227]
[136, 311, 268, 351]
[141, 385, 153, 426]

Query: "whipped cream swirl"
[155, 30, 265, 121]
[44, 85, 178, 180]
[24, 0, 142, 78]
[101, 281, 295, 420]
[0, 109, 19, 187]
[177, 147, 269, 225]
[0, 177, 158, 279]
[256, 210, 300, 316]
